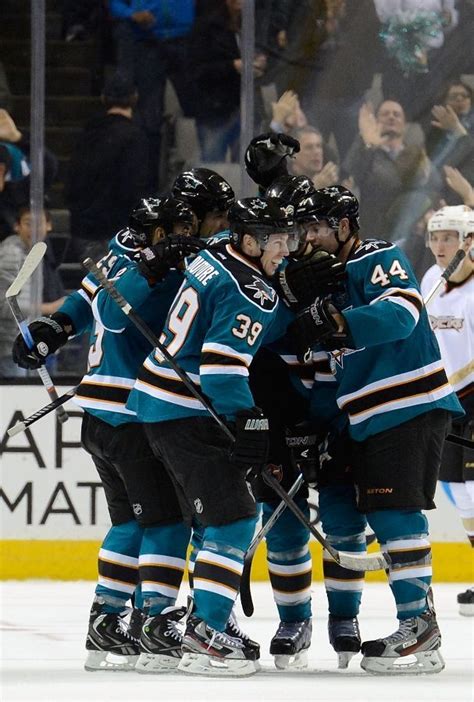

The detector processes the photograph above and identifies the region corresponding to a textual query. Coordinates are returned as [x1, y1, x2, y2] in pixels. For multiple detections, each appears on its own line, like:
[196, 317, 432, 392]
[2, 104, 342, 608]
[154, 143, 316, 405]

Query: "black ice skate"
[360, 597, 444, 675]
[269, 618, 312, 669]
[135, 606, 186, 674]
[328, 614, 361, 669]
[225, 608, 260, 659]
[457, 587, 474, 616]
[84, 597, 140, 671]
[178, 613, 260, 677]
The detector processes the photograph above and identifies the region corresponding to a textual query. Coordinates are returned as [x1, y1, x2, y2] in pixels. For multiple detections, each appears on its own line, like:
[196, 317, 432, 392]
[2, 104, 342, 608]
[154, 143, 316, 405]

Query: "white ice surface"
[1, 581, 472, 702]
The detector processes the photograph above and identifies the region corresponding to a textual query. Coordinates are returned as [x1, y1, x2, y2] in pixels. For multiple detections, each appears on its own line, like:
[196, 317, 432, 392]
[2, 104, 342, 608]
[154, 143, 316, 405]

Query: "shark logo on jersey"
[115, 228, 141, 252]
[329, 346, 363, 370]
[244, 276, 276, 306]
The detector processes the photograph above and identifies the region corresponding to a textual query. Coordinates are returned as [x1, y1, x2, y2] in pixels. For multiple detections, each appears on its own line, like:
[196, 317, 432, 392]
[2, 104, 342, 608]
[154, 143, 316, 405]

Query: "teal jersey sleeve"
[343, 241, 424, 348]
[93, 261, 152, 332]
[58, 288, 93, 336]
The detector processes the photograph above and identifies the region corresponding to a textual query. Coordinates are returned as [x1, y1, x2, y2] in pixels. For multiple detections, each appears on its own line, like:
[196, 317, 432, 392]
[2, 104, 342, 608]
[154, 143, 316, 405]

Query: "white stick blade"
[7, 422, 26, 437]
[5, 242, 47, 298]
[339, 550, 389, 572]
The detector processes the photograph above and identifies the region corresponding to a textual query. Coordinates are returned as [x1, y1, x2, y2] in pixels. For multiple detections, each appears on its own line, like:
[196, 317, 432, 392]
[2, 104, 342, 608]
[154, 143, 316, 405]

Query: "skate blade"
[135, 652, 181, 674]
[274, 650, 308, 671]
[178, 652, 260, 677]
[337, 650, 358, 669]
[459, 603, 474, 616]
[84, 650, 139, 672]
[361, 650, 445, 675]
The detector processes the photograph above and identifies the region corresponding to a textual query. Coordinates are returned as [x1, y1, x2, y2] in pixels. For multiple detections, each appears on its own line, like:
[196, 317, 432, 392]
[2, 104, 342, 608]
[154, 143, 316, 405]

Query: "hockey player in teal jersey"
[290, 185, 464, 675]
[172, 167, 235, 238]
[12, 197, 202, 673]
[244, 140, 362, 669]
[127, 197, 300, 677]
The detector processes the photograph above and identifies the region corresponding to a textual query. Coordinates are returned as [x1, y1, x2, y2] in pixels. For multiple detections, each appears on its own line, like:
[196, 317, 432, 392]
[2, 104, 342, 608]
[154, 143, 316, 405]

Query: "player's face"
[428, 230, 461, 268]
[172, 221, 195, 237]
[200, 210, 229, 237]
[307, 220, 339, 254]
[260, 233, 290, 276]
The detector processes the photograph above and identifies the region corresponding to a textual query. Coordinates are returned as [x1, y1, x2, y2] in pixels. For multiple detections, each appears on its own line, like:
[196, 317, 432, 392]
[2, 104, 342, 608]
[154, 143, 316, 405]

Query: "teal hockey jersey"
[58, 228, 183, 426]
[59, 228, 141, 335]
[313, 239, 463, 441]
[127, 241, 294, 422]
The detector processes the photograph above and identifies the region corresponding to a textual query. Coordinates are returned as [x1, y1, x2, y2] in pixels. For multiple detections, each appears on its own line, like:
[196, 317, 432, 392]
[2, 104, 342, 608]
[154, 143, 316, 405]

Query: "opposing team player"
[12, 197, 201, 672]
[290, 186, 463, 674]
[126, 198, 300, 677]
[422, 205, 474, 615]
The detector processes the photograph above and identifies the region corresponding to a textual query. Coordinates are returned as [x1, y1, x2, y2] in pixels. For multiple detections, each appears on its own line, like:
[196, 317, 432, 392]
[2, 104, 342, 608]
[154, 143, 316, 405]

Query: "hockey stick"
[85, 258, 389, 573]
[7, 385, 78, 437]
[445, 433, 474, 450]
[262, 468, 389, 572]
[424, 248, 466, 307]
[6, 242, 68, 424]
[241, 472, 305, 617]
[83, 257, 234, 442]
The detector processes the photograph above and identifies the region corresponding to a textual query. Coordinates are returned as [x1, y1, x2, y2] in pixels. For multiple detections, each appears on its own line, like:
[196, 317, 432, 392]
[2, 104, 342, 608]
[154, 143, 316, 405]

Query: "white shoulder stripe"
[200, 365, 249, 377]
[91, 294, 125, 333]
[384, 295, 420, 323]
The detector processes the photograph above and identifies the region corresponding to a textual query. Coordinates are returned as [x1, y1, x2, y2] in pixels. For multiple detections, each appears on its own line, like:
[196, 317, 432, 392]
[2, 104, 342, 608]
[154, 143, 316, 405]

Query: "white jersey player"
[422, 205, 474, 615]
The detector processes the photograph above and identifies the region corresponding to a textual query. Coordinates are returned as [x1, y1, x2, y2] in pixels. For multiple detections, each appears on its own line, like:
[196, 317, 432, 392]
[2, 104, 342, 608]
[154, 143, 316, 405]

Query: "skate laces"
[226, 610, 249, 641]
[115, 615, 138, 642]
[165, 617, 183, 643]
[385, 617, 418, 643]
[207, 625, 244, 651]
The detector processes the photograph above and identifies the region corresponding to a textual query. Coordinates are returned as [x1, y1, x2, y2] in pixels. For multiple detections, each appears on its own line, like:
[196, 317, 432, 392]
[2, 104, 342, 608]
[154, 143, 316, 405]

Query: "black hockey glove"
[289, 297, 353, 362]
[138, 235, 205, 282]
[230, 407, 270, 474]
[245, 132, 300, 189]
[285, 422, 320, 487]
[12, 312, 73, 370]
[277, 249, 346, 309]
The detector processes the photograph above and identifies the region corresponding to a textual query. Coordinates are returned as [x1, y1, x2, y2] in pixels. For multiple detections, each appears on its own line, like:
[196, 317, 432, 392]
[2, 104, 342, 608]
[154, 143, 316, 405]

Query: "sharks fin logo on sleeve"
[244, 276, 277, 307]
[114, 228, 141, 254]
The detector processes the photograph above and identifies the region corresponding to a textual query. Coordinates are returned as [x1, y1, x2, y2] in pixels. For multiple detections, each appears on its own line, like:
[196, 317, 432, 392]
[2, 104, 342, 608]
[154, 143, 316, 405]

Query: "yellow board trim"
[0, 540, 472, 581]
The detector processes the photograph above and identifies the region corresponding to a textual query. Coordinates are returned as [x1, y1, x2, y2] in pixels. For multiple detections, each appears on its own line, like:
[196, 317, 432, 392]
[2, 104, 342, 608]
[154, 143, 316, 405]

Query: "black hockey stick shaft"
[7, 386, 78, 437]
[241, 472, 305, 617]
[262, 468, 390, 572]
[83, 258, 234, 442]
[445, 433, 474, 450]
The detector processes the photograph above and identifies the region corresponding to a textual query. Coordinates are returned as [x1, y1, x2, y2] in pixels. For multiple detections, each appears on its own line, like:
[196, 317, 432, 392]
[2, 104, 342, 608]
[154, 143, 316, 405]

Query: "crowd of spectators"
[0, 0, 473, 378]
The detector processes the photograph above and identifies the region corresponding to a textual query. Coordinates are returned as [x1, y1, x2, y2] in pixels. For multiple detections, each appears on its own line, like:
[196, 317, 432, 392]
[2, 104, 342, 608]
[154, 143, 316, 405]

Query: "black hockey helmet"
[303, 186, 360, 232]
[171, 168, 235, 223]
[229, 197, 301, 252]
[265, 175, 317, 223]
[128, 197, 195, 246]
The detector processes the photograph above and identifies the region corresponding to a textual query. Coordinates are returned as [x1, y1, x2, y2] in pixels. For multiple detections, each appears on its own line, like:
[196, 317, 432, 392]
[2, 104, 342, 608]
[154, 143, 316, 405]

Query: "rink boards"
[0, 384, 471, 581]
